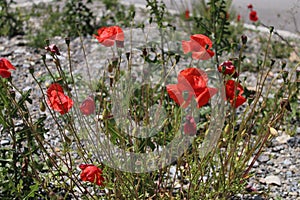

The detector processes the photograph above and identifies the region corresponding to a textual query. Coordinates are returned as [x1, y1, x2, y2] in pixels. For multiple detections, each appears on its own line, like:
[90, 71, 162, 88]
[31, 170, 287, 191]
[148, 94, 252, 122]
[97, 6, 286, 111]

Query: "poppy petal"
[80, 96, 96, 116]
[182, 40, 191, 54]
[190, 34, 213, 48]
[1, 58, 16, 70]
[0, 69, 11, 78]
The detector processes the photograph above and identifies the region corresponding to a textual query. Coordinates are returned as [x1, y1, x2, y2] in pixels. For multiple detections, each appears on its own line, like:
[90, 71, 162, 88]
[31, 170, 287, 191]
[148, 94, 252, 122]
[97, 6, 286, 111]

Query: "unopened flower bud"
[45, 39, 50, 46]
[109, 74, 114, 87]
[175, 54, 180, 64]
[65, 37, 70, 46]
[29, 66, 34, 74]
[41, 54, 46, 62]
[112, 58, 118, 67]
[270, 59, 275, 66]
[281, 60, 286, 70]
[9, 90, 16, 99]
[280, 98, 292, 112]
[282, 70, 288, 82]
[269, 26, 274, 33]
[126, 52, 131, 61]
[108, 64, 113, 73]
[241, 35, 247, 45]
[142, 48, 148, 57]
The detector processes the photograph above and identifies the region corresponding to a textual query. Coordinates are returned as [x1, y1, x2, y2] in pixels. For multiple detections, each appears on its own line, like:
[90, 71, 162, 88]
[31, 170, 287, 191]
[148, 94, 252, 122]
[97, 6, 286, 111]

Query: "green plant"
[0, 78, 47, 198]
[0, 0, 25, 37]
[63, 0, 96, 36]
[27, 0, 96, 47]
[100, 0, 136, 27]
[1, 0, 299, 199]
[189, 0, 233, 61]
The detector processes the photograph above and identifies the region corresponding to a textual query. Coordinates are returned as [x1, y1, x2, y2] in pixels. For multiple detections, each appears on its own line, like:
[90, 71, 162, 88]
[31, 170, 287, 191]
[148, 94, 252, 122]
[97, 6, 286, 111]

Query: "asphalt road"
[13, 0, 300, 34]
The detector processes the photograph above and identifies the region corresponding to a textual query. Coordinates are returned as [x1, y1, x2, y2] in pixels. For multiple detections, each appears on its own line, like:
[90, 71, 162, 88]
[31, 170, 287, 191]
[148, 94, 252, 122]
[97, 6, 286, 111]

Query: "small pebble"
[264, 175, 282, 186]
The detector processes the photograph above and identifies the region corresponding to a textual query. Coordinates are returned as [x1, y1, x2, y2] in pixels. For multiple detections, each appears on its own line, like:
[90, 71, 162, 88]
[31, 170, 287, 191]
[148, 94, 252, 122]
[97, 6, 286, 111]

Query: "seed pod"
[40, 100, 46, 112]
[269, 127, 278, 137]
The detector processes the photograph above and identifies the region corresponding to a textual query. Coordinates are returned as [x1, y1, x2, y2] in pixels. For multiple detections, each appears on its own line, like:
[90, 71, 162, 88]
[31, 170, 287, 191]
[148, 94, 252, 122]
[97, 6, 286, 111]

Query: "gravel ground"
[1, 1, 300, 199]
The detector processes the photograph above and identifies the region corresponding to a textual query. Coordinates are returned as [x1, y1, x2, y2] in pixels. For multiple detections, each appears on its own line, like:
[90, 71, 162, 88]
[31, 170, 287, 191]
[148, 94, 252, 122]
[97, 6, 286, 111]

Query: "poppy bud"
[29, 66, 34, 74]
[241, 35, 247, 45]
[9, 90, 16, 99]
[269, 26, 274, 33]
[270, 59, 275, 67]
[112, 58, 118, 68]
[45, 39, 50, 46]
[281, 60, 286, 70]
[108, 64, 113, 73]
[175, 54, 180, 64]
[131, 10, 135, 19]
[282, 71, 288, 82]
[41, 54, 46, 62]
[65, 37, 70, 46]
[185, 9, 190, 20]
[126, 52, 131, 61]
[142, 48, 148, 57]
[109, 76, 114, 87]
[280, 98, 292, 112]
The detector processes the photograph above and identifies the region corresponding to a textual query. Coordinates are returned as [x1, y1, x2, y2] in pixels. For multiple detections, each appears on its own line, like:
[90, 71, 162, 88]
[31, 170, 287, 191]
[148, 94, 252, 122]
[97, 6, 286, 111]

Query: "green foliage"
[0, 79, 48, 198]
[146, 0, 174, 29]
[27, 0, 96, 47]
[0, 0, 25, 37]
[190, 0, 233, 59]
[1, 0, 299, 199]
[63, 0, 96, 36]
[100, 0, 136, 27]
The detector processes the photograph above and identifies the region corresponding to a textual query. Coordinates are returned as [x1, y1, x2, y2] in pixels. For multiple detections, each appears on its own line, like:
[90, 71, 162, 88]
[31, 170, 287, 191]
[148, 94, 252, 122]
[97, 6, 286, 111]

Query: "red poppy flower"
[182, 34, 215, 60]
[184, 115, 197, 136]
[185, 9, 190, 20]
[80, 96, 95, 116]
[167, 68, 218, 108]
[45, 44, 61, 55]
[46, 83, 73, 114]
[249, 10, 258, 22]
[225, 80, 246, 108]
[93, 26, 124, 47]
[0, 58, 16, 78]
[247, 4, 253, 10]
[237, 14, 241, 22]
[79, 164, 104, 186]
[218, 61, 238, 77]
